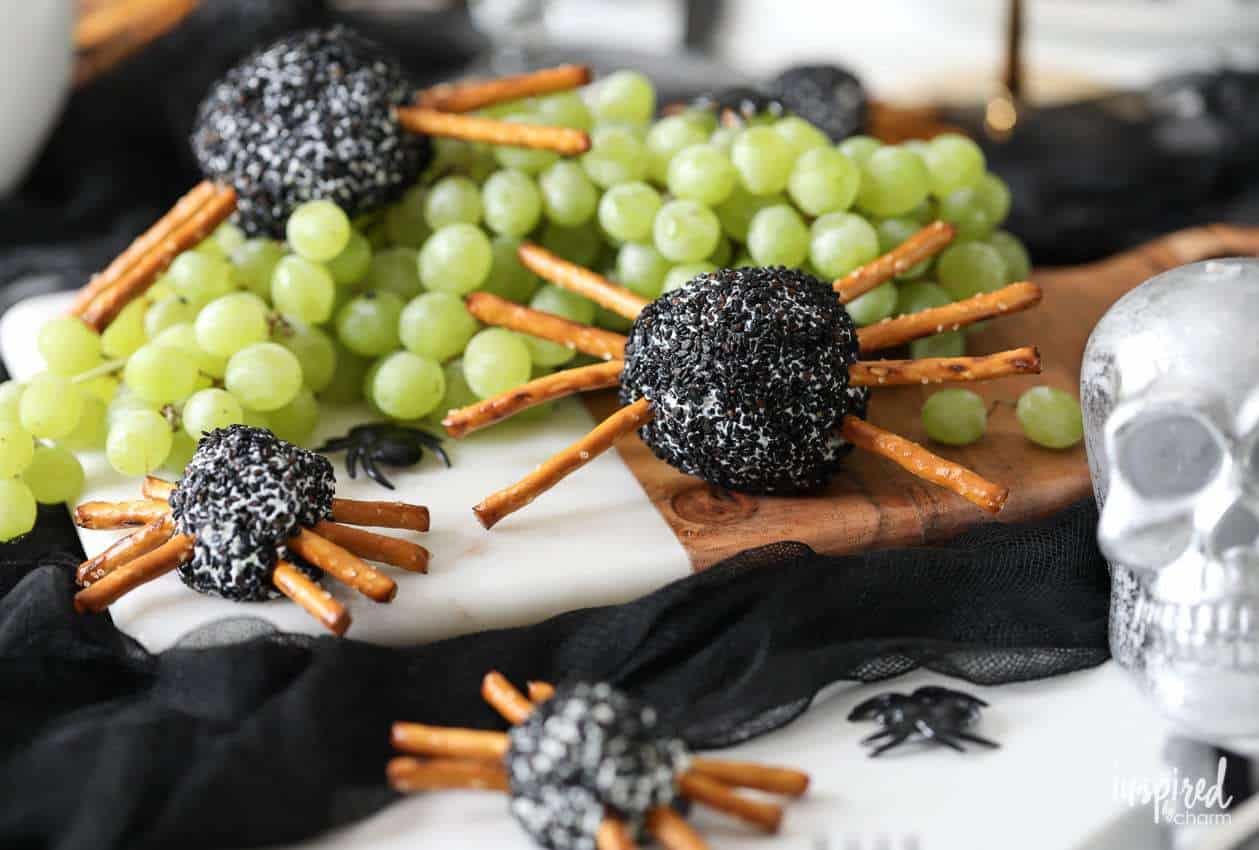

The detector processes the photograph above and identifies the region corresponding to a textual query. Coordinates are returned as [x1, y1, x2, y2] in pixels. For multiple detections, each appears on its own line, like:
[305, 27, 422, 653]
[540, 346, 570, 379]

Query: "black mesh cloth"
[0, 500, 1109, 850]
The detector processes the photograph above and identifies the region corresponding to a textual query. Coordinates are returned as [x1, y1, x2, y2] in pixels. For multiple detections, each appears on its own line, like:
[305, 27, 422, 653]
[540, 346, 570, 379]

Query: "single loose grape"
[425, 175, 483, 229]
[645, 114, 710, 184]
[0, 381, 23, 424]
[747, 204, 809, 268]
[231, 238, 286, 298]
[336, 291, 404, 357]
[22, 444, 83, 505]
[731, 126, 796, 195]
[195, 292, 270, 358]
[463, 328, 532, 399]
[877, 218, 933, 281]
[923, 133, 986, 197]
[38, 317, 102, 376]
[481, 236, 540, 303]
[662, 262, 717, 294]
[481, 169, 544, 237]
[273, 320, 337, 393]
[384, 186, 431, 249]
[598, 181, 662, 243]
[124, 344, 198, 406]
[653, 199, 721, 263]
[326, 231, 373, 286]
[0, 420, 34, 477]
[617, 242, 672, 299]
[400, 292, 479, 362]
[845, 281, 898, 326]
[419, 224, 493, 295]
[714, 186, 785, 243]
[106, 409, 172, 476]
[287, 200, 352, 262]
[144, 295, 200, 339]
[538, 161, 599, 227]
[937, 242, 1008, 301]
[591, 70, 656, 125]
[773, 116, 829, 159]
[365, 247, 423, 300]
[856, 146, 930, 217]
[370, 351, 445, 420]
[0, 479, 36, 542]
[535, 90, 592, 130]
[271, 255, 336, 324]
[538, 221, 600, 268]
[787, 147, 860, 217]
[922, 389, 987, 446]
[494, 114, 561, 174]
[666, 144, 737, 206]
[101, 298, 148, 359]
[60, 393, 108, 451]
[837, 135, 881, 165]
[182, 388, 244, 437]
[988, 230, 1031, 282]
[581, 127, 649, 189]
[168, 251, 232, 302]
[224, 343, 303, 412]
[1017, 386, 1084, 449]
[809, 212, 880, 280]
[267, 387, 320, 446]
[320, 344, 371, 404]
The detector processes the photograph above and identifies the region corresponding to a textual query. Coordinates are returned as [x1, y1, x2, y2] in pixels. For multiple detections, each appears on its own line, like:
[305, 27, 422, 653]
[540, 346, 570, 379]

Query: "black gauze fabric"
[0, 500, 1109, 850]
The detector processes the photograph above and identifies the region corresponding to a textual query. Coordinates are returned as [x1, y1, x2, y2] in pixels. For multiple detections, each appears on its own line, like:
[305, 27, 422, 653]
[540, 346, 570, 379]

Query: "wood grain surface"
[586, 224, 1259, 570]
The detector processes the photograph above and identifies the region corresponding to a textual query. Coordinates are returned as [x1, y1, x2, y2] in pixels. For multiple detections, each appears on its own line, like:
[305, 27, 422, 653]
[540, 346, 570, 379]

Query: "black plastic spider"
[847, 686, 999, 757]
[316, 423, 450, 490]
[689, 65, 867, 141]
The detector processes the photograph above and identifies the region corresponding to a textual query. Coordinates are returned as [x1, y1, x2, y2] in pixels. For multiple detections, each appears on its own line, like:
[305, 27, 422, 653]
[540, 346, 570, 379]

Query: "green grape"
[107, 386, 158, 426]
[144, 295, 199, 339]
[714, 186, 784, 243]
[922, 389, 987, 446]
[169, 250, 232, 302]
[731, 126, 796, 195]
[923, 133, 986, 197]
[523, 285, 593, 367]
[974, 173, 1012, 226]
[273, 320, 337, 393]
[60, 393, 107, 451]
[581, 127, 649, 189]
[480, 236, 540, 303]
[38, 317, 102, 376]
[271, 255, 336, 323]
[591, 70, 655, 125]
[937, 242, 1008, 301]
[902, 199, 936, 224]
[106, 409, 172, 476]
[856, 146, 930, 217]
[538, 161, 599, 226]
[400, 292, 479, 362]
[463, 328, 532, 399]
[0, 420, 34, 477]
[707, 234, 732, 267]
[428, 358, 480, 424]
[21, 444, 83, 504]
[320, 344, 371, 404]
[418, 224, 493, 295]
[709, 125, 738, 152]
[787, 147, 860, 217]
[195, 292, 270, 358]
[1017, 386, 1084, 449]
[988, 230, 1030, 282]
[662, 262, 717, 294]
[481, 169, 543, 236]
[193, 238, 227, 261]
[645, 114, 709, 184]
[425, 175, 483, 229]
[837, 135, 881, 165]
[267, 387, 319, 446]
[369, 351, 445, 420]
[0, 479, 36, 542]
[845, 281, 898, 326]
[809, 212, 880, 280]
[535, 90, 592, 130]
[594, 304, 634, 332]
[896, 280, 952, 314]
[336, 291, 403, 357]
[224, 342, 303, 412]
[240, 407, 271, 431]
[100, 297, 149, 359]
[494, 114, 561, 174]
[597, 181, 662, 243]
[653, 199, 720, 263]
[667, 144, 737, 206]
[80, 375, 119, 405]
[124, 343, 198, 405]
[163, 429, 198, 476]
[772, 116, 829, 159]
[182, 388, 244, 437]
[538, 221, 600, 267]
[937, 187, 995, 241]
[732, 253, 755, 268]
[0, 381, 22, 423]
[877, 218, 933, 280]
[326, 231, 373, 286]
[747, 204, 809, 267]
[910, 330, 966, 359]
[617, 242, 672, 298]
[20, 373, 83, 441]
[213, 222, 246, 255]
[287, 200, 351, 262]
[231, 238, 286, 298]
[151, 322, 227, 380]
[364, 247, 423, 299]
[384, 186, 431, 249]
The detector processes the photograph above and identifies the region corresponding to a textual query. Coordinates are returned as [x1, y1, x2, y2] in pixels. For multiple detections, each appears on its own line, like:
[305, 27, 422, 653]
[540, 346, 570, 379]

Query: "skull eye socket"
[1116, 412, 1223, 499]
[1211, 503, 1259, 556]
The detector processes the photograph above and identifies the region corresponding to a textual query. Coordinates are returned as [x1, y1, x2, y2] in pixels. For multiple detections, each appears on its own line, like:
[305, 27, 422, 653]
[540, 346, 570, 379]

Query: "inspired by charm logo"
[1113, 757, 1234, 825]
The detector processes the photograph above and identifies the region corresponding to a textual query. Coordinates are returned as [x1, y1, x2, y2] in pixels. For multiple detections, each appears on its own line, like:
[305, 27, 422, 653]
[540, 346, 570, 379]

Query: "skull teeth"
[1141, 597, 1259, 668]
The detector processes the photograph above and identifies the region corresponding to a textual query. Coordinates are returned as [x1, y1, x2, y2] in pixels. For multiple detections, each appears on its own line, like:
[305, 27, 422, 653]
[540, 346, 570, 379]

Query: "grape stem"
[71, 358, 127, 384]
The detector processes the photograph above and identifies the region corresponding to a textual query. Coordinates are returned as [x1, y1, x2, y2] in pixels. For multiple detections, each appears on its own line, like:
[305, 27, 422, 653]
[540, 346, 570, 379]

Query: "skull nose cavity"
[1117, 413, 1222, 499]
[1211, 503, 1259, 556]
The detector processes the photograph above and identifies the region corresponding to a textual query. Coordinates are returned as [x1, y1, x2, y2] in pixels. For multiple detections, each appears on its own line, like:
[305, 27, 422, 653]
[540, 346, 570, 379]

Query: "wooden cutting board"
[587, 223, 1259, 570]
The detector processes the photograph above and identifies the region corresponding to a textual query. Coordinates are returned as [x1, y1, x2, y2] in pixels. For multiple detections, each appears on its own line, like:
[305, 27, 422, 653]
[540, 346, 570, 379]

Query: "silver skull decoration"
[1082, 258, 1259, 750]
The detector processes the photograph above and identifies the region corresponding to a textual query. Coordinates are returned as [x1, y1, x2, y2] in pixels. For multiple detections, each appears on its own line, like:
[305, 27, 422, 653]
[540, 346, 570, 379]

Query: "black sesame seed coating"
[506, 682, 687, 850]
[621, 267, 865, 494]
[191, 26, 429, 236]
[170, 426, 335, 601]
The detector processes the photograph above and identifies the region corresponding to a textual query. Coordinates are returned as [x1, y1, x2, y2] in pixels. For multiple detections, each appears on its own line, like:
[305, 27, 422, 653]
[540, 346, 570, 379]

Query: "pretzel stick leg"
[527, 681, 556, 704]
[646, 806, 710, 850]
[482, 671, 536, 725]
[74, 500, 170, 530]
[330, 499, 430, 532]
[518, 243, 648, 321]
[73, 534, 194, 614]
[850, 346, 1041, 387]
[273, 560, 351, 636]
[840, 415, 1008, 513]
[391, 723, 509, 761]
[687, 758, 810, 797]
[417, 64, 592, 113]
[467, 292, 627, 361]
[142, 476, 175, 501]
[598, 818, 640, 850]
[857, 282, 1042, 353]
[678, 772, 783, 833]
[313, 521, 430, 574]
[386, 757, 509, 793]
[76, 515, 174, 587]
[444, 360, 624, 438]
[396, 107, 591, 155]
[473, 398, 653, 529]
[287, 529, 398, 603]
[835, 220, 955, 303]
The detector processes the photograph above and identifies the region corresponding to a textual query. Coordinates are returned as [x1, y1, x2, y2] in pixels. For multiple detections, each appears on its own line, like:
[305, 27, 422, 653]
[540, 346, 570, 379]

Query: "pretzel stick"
[68, 181, 216, 316]
[518, 243, 648, 321]
[287, 529, 398, 603]
[467, 292, 627, 361]
[312, 520, 430, 574]
[646, 806, 710, 850]
[73, 534, 194, 614]
[857, 282, 1042, 353]
[386, 757, 509, 793]
[527, 681, 556, 704]
[74, 0, 197, 87]
[142, 476, 175, 501]
[597, 818, 640, 850]
[396, 107, 591, 155]
[417, 64, 592, 113]
[76, 515, 174, 587]
[481, 671, 536, 725]
[80, 184, 238, 330]
[850, 346, 1041, 387]
[473, 397, 653, 529]
[330, 499, 429, 532]
[444, 361, 624, 438]
[835, 220, 955, 303]
[74, 500, 170, 530]
[687, 759, 810, 797]
[678, 772, 784, 833]
[840, 415, 1008, 513]
[272, 560, 350, 636]
[391, 723, 509, 761]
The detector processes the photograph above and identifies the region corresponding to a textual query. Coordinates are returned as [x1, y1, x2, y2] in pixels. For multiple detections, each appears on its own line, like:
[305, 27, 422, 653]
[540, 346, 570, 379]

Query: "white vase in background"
[0, 0, 73, 196]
